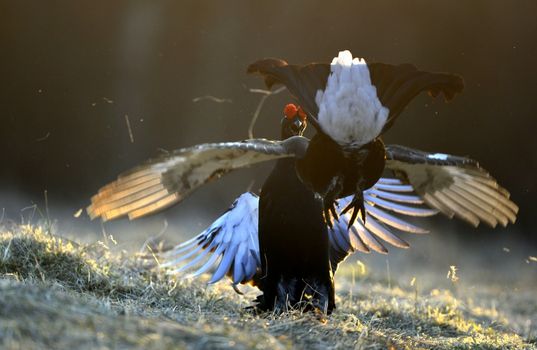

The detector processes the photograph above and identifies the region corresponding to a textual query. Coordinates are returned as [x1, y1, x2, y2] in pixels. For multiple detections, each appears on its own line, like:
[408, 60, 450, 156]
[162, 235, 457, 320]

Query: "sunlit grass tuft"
[0, 224, 534, 349]
[1, 224, 111, 292]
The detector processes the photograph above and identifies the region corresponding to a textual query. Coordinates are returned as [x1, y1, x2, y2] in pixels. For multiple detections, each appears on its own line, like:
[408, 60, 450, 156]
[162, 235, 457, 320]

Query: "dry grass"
[0, 223, 535, 350]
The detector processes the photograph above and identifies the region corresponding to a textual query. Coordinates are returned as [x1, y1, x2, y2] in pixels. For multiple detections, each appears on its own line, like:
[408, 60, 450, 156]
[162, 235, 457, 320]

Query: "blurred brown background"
[1, 1, 536, 245]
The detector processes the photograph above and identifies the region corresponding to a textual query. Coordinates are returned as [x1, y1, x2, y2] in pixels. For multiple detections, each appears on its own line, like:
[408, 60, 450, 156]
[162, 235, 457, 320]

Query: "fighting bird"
[247, 50, 465, 226]
[154, 106, 517, 314]
[87, 50, 518, 314]
[255, 103, 335, 313]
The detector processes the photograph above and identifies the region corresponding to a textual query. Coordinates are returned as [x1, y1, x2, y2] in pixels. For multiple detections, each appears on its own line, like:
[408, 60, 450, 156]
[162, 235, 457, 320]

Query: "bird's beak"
[293, 118, 303, 131]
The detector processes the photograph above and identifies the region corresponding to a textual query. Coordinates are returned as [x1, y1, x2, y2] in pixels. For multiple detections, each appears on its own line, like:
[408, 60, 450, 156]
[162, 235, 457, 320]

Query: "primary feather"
[160, 192, 260, 285]
[385, 145, 518, 227]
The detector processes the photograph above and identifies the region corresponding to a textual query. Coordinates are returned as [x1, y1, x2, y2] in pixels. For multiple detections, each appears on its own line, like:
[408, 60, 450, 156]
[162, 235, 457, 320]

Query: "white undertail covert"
[315, 50, 389, 146]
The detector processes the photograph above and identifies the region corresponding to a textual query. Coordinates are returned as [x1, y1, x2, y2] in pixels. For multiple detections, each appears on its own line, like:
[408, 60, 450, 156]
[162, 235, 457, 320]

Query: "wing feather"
[232, 244, 247, 284]
[365, 194, 438, 216]
[88, 138, 308, 222]
[348, 227, 370, 253]
[368, 188, 424, 204]
[450, 184, 509, 226]
[328, 178, 436, 270]
[353, 221, 388, 254]
[100, 190, 171, 221]
[170, 244, 216, 274]
[161, 235, 202, 257]
[363, 213, 410, 248]
[434, 191, 481, 227]
[331, 222, 353, 252]
[365, 204, 428, 234]
[422, 193, 455, 218]
[161, 244, 205, 268]
[209, 244, 238, 284]
[186, 246, 224, 278]
[373, 183, 415, 192]
[377, 178, 404, 185]
[161, 193, 261, 285]
[442, 188, 498, 227]
[386, 144, 518, 227]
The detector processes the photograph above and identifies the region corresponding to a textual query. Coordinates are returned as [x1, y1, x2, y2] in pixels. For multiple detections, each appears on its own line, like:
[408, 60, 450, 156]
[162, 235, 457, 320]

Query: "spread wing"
[87, 137, 309, 222]
[328, 146, 519, 269]
[385, 145, 519, 228]
[160, 192, 260, 285]
[329, 178, 438, 271]
[162, 178, 437, 284]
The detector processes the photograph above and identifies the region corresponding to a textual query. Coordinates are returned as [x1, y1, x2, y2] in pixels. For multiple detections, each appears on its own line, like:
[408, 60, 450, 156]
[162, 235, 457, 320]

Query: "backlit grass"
[0, 224, 534, 349]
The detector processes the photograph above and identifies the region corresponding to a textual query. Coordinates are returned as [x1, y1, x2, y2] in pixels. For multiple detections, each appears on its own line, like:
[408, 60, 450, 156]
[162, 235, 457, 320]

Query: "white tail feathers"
[315, 50, 389, 146]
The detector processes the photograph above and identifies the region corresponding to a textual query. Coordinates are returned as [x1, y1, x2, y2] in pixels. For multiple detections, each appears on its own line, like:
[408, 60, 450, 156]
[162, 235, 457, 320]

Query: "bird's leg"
[329, 200, 339, 221]
[341, 190, 366, 229]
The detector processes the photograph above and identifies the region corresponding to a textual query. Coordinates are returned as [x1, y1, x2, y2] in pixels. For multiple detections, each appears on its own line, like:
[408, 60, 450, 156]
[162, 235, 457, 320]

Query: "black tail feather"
[368, 62, 464, 134]
[247, 59, 330, 132]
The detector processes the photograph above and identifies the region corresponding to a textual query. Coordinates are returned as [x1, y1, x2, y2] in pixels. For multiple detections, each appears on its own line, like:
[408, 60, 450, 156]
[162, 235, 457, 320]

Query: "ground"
[0, 223, 535, 350]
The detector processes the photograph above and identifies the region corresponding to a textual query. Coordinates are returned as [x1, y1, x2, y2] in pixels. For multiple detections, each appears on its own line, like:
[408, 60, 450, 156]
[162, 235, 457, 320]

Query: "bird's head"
[281, 103, 307, 138]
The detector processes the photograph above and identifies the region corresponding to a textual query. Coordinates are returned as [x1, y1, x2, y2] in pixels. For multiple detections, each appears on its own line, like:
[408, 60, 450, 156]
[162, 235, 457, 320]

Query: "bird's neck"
[274, 155, 296, 171]
[281, 131, 302, 139]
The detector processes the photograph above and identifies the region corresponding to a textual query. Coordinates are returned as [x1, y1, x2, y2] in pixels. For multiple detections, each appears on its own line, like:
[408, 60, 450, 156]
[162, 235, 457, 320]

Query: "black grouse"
[87, 50, 518, 314]
[257, 103, 334, 313]
[248, 50, 464, 226]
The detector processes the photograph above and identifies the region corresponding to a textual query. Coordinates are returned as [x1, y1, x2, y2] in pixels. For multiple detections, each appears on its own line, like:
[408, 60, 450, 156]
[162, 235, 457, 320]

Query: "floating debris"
[447, 265, 459, 283]
[247, 86, 285, 139]
[356, 260, 366, 275]
[192, 95, 232, 103]
[124, 114, 135, 143]
[36, 132, 50, 142]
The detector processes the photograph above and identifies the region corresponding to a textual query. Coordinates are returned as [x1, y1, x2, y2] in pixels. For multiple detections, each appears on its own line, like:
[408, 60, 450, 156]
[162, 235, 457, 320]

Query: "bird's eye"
[284, 103, 298, 119]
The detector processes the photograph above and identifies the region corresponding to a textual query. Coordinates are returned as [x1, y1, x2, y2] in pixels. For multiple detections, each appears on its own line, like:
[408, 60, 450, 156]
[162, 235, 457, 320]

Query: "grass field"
[0, 222, 535, 349]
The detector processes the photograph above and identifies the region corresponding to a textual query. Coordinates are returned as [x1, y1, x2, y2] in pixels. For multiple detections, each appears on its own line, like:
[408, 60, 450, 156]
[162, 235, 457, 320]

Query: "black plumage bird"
[248, 50, 464, 226]
[87, 50, 518, 314]
[258, 103, 334, 313]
